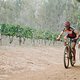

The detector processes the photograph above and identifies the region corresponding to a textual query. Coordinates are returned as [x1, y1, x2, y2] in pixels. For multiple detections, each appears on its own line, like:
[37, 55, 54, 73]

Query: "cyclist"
[57, 21, 79, 63]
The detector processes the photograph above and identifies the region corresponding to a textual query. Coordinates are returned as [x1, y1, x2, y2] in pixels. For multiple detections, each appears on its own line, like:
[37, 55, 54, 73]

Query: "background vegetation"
[0, 0, 80, 46]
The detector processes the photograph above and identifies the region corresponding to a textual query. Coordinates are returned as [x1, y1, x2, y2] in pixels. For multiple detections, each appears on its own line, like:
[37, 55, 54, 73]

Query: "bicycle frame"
[65, 38, 73, 52]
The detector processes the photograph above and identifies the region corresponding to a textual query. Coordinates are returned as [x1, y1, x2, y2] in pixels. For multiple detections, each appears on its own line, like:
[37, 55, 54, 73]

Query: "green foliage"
[52, 33, 59, 41]
[34, 30, 44, 39]
[22, 27, 33, 38]
[1, 24, 6, 35]
[44, 31, 53, 40]
[76, 0, 80, 2]
[0, 24, 60, 41]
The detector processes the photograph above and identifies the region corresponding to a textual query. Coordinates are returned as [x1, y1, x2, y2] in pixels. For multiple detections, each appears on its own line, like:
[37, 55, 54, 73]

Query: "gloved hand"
[56, 37, 60, 41]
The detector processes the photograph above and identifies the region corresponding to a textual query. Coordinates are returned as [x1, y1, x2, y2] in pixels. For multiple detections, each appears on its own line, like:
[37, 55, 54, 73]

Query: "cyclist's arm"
[74, 30, 79, 39]
[57, 31, 64, 40]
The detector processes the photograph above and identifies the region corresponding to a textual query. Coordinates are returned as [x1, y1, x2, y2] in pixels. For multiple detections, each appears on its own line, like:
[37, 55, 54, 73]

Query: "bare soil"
[0, 45, 80, 80]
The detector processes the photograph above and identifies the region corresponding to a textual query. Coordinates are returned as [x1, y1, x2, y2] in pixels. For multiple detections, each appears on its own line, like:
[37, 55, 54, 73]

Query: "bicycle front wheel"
[64, 47, 69, 68]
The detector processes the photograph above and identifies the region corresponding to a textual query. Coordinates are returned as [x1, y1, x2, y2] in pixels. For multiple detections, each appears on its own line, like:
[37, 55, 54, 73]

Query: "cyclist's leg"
[71, 42, 76, 62]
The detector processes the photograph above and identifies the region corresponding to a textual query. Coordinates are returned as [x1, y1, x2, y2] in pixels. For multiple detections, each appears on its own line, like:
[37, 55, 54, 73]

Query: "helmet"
[64, 21, 70, 27]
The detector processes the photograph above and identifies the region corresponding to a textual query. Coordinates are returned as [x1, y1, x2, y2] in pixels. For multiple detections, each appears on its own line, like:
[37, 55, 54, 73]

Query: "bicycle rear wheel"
[64, 47, 69, 68]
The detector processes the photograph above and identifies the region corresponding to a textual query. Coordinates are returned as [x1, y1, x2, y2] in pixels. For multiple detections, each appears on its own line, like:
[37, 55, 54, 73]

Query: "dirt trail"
[0, 45, 80, 80]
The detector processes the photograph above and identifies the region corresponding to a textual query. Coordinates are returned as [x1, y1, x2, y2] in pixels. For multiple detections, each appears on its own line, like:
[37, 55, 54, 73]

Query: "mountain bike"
[64, 38, 75, 68]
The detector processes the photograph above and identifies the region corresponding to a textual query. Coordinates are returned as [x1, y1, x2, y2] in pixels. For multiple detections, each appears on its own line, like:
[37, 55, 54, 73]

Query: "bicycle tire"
[64, 47, 69, 68]
[70, 51, 74, 66]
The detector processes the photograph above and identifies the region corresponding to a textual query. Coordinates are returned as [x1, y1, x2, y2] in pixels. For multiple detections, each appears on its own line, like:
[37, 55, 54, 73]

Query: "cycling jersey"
[63, 27, 76, 38]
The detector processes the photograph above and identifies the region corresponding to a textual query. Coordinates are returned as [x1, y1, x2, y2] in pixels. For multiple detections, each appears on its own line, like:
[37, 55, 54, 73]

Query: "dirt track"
[0, 45, 80, 80]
